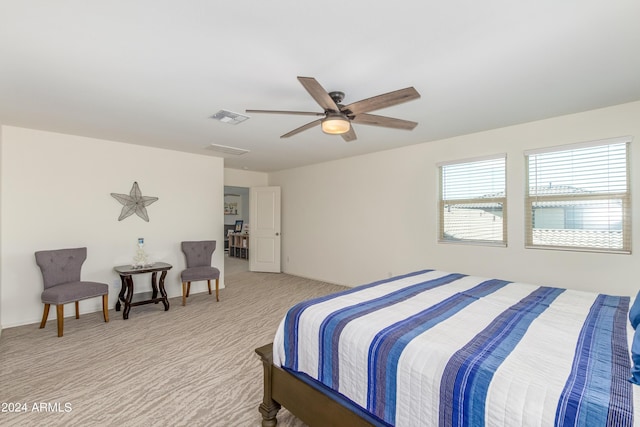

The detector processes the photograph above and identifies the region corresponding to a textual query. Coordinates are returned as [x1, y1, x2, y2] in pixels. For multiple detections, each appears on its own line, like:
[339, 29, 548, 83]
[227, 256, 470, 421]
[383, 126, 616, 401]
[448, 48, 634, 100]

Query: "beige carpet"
[0, 268, 347, 427]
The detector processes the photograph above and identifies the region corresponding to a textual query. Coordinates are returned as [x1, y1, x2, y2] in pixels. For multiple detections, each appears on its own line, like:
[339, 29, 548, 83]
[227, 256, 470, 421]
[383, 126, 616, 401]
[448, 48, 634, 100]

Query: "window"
[525, 137, 631, 253]
[439, 155, 506, 245]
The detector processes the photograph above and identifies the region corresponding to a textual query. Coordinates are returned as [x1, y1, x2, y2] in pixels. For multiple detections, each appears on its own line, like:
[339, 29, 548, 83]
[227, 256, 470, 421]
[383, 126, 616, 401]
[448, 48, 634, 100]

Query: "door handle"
[275, 232, 280, 236]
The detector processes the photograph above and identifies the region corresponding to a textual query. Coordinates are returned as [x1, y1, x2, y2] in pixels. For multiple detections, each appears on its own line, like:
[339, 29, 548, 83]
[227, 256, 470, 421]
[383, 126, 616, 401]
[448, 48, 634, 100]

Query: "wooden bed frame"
[255, 343, 376, 427]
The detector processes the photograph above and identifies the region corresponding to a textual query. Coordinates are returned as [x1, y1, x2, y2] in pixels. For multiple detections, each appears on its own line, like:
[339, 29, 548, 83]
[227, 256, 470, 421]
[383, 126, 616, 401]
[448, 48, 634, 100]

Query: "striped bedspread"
[272, 269, 640, 426]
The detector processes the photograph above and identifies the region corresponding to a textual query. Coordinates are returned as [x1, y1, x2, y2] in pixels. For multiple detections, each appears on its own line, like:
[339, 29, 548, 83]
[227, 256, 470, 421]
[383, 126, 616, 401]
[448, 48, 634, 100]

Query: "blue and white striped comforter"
[272, 269, 640, 426]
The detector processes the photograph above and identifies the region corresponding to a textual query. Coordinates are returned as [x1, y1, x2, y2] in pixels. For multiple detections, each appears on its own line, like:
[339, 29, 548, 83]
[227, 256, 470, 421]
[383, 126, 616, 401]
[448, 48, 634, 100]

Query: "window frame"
[438, 154, 507, 247]
[524, 136, 631, 254]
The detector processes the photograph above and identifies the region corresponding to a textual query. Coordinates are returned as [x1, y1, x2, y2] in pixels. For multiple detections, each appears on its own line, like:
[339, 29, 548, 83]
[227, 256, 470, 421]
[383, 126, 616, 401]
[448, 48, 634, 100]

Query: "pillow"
[630, 326, 640, 385]
[629, 290, 640, 329]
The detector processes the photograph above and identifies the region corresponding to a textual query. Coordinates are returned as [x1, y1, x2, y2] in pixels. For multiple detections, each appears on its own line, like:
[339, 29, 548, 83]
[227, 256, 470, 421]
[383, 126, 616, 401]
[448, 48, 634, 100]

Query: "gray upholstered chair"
[180, 240, 220, 306]
[35, 247, 109, 337]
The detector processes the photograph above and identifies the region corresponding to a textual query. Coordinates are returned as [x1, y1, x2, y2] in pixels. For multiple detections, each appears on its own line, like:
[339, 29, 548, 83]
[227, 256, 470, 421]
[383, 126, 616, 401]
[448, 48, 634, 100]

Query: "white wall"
[0, 126, 3, 337]
[224, 168, 268, 188]
[0, 126, 225, 328]
[270, 101, 640, 296]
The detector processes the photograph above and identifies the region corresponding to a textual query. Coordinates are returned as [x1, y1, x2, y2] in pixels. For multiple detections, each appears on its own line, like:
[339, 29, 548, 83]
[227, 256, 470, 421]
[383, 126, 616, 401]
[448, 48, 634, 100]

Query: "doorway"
[224, 186, 249, 274]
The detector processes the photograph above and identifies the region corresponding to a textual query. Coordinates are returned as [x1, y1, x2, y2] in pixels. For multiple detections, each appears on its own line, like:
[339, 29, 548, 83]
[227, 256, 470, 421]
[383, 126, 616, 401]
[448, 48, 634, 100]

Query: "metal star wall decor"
[110, 181, 158, 222]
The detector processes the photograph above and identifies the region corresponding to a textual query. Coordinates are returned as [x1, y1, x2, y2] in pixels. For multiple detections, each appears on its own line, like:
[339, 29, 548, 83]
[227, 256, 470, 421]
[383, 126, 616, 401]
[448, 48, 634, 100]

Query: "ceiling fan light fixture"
[321, 113, 350, 135]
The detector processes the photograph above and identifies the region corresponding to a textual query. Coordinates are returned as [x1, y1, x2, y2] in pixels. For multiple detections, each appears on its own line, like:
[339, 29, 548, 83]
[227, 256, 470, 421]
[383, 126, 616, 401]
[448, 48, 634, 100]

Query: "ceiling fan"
[246, 76, 420, 142]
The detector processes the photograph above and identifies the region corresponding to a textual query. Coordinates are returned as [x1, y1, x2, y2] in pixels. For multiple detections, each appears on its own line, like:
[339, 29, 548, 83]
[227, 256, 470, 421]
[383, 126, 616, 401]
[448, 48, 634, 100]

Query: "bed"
[255, 269, 640, 426]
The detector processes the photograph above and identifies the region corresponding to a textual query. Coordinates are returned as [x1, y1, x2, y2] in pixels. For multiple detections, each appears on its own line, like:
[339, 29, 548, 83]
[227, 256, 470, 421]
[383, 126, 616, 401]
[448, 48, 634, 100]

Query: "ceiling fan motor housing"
[329, 91, 345, 104]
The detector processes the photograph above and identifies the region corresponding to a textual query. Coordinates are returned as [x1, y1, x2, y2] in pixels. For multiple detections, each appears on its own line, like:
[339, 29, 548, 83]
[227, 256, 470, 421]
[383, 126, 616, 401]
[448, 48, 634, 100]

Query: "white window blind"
[439, 155, 506, 245]
[525, 137, 631, 253]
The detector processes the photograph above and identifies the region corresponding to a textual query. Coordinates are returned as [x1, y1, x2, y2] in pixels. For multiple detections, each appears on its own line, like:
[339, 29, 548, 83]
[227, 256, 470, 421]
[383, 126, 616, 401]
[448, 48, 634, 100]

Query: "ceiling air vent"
[206, 143, 250, 156]
[210, 110, 249, 125]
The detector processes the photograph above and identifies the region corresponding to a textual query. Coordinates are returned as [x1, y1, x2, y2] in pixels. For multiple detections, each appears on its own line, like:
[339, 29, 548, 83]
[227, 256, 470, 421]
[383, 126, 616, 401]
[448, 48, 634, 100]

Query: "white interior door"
[249, 186, 281, 272]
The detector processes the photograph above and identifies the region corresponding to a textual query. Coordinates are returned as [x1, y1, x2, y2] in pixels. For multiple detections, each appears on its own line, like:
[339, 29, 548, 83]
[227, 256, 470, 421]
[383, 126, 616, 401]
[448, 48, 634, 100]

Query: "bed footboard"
[255, 343, 375, 427]
[256, 343, 281, 427]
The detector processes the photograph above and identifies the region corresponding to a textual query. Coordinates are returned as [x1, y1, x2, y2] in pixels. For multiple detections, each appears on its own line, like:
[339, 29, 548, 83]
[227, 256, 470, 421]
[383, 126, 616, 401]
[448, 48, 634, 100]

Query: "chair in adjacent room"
[34, 247, 109, 337]
[180, 240, 221, 306]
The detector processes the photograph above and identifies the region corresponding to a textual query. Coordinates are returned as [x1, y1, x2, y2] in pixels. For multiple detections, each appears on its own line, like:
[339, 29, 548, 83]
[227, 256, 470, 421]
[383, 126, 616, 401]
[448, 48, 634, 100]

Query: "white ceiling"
[1, 1, 639, 172]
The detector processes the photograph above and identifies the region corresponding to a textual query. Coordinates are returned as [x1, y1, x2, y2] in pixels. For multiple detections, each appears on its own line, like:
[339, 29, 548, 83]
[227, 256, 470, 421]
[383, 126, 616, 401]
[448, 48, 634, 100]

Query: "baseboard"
[280, 270, 347, 288]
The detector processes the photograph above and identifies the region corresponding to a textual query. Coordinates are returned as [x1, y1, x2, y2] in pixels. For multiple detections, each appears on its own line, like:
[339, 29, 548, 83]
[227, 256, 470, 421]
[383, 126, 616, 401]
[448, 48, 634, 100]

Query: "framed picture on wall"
[234, 220, 244, 233]
[224, 194, 241, 215]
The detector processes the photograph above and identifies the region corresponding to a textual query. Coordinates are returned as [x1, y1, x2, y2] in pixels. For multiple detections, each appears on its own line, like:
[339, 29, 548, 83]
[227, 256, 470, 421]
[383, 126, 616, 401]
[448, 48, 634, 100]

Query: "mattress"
[272, 269, 640, 426]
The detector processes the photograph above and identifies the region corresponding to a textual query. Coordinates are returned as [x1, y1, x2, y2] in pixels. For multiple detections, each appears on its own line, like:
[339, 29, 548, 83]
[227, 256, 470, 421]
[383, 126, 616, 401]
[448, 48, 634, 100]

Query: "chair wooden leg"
[56, 304, 64, 337]
[186, 282, 191, 297]
[102, 294, 109, 322]
[40, 304, 51, 329]
[182, 282, 187, 306]
[207, 279, 212, 295]
[215, 278, 219, 302]
[75, 301, 80, 319]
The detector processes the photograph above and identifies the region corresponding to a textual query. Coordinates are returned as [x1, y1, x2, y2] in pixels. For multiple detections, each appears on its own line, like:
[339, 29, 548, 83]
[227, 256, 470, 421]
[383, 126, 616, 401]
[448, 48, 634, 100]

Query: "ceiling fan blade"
[343, 87, 420, 116]
[280, 118, 323, 138]
[341, 126, 357, 142]
[246, 109, 324, 116]
[351, 113, 418, 130]
[297, 77, 340, 112]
